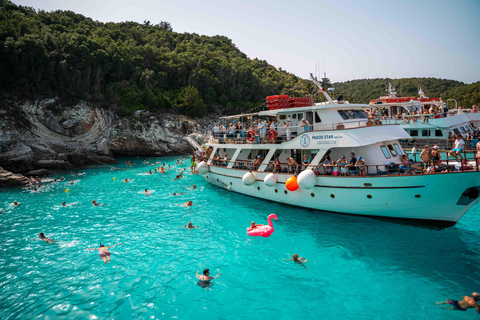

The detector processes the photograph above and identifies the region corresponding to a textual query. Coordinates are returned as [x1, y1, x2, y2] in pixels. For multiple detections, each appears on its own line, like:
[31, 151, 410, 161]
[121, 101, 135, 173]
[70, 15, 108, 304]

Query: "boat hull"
[201, 167, 480, 225]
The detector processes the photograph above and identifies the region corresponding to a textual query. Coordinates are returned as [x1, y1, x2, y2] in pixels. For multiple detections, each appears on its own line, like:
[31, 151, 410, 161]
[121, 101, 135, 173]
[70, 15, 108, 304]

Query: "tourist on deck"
[84, 242, 122, 264]
[400, 154, 422, 173]
[222, 154, 229, 167]
[273, 158, 282, 173]
[331, 160, 339, 176]
[39, 233, 55, 244]
[449, 134, 465, 161]
[286, 157, 299, 174]
[212, 124, 219, 139]
[283, 254, 308, 268]
[323, 155, 333, 175]
[185, 222, 198, 230]
[347, 152, 357, 175]
[302, 154, 310, 170]
[258, 120, 266, 143]
[431, 145, 441, 167]
[196, 268, 221, 288]
[460, 160, 473, 171]
[337, 155, 348, 176]
[437, 292, 480, 313]
[300, 118, 310, 131]
[420, 145, 431, 169]
[336, 121, 345, 129]
[285, 117, 293, 141]
[355, 156, 367, 177]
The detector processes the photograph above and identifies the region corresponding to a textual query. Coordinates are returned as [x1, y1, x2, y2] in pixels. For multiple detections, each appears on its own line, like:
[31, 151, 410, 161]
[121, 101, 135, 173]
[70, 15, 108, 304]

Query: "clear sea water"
[1, 156, 480, 320]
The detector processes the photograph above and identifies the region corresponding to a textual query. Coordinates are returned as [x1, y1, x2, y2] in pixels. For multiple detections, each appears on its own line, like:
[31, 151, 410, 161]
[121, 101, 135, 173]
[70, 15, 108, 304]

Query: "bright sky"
[13, 0, 480, 84]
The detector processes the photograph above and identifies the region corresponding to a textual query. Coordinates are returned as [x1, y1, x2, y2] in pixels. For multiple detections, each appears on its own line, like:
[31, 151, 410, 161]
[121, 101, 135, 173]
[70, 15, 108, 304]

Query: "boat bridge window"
[247, 149, 270, 160]
[393, 143, 403, 156]
[337, 109, 368, 120]
[421, 130, 431, 137]
[315, 111, 322, 123]
[380, 146, 391, 159]
[292, 114, 297, 119]
[387, 145, 398, 156]
[410, 130, 418, 137]
[279, 115, 286, 120]
[435, 130, 443, 137]
[459, 127, 467, 134]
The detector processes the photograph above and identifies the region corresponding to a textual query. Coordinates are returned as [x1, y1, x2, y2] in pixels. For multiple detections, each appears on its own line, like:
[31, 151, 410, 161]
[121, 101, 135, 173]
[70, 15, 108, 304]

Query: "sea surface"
[1, 156, 479, 319]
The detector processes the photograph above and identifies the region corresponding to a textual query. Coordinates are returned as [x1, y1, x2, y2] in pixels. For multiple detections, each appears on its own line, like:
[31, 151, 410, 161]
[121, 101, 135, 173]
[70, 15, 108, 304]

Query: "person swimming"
[124, 178, 132, 183]
[84, 242, 122, 264]
[92, 200, 105, 206]
[144, 189, 152, 195]
[196, 268, 221, 289]
[437, 292, 480, 313]
[172, 192, 186, 196]
[283, 254, 308, 268]
[185, 222, 198, 230]
[39, 233, 55, 244]
[13, 201, 21, 207]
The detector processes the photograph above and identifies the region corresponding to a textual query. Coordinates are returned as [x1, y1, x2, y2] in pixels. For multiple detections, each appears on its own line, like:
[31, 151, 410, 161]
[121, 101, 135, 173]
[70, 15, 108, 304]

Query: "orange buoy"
[285, 176, 299, 191]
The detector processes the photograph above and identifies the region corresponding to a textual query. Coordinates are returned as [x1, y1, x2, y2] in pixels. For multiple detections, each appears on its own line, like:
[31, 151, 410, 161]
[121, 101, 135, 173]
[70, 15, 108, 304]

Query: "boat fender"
[285, 176, 299, 191]
[297, 169, 316, 190]
[197, 161, 209, 175]
[264, 173, 277, 187]
[247, 130, 255, 141]
[242, 171, 256, 186]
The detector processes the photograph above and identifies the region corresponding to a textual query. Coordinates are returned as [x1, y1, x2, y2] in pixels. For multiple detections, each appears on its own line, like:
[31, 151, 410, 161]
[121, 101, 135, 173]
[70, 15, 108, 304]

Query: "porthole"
[284, 190, 288, 194]
[275, 189, 278, 193]
[216, 179, 219, 182]
[311, 193, 315, 197]
[206, 175, 209, 178]
[367, 195, 372, 199]
[364, 183, 372, 187]
[415, 194, 421, 198]
[257, 186, 260, 191]
[330, 194, 335, 199]
[230, 182, 232, 185]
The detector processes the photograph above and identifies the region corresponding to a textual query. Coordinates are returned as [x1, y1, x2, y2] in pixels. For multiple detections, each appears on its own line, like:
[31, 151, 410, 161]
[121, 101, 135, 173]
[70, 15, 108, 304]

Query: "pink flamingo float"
[247, 214, 278, 238]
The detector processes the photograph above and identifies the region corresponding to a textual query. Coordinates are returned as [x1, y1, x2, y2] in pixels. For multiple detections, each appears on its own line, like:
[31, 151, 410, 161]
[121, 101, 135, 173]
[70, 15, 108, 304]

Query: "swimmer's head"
[62, 202, 66, 206]
[100, 242, 104, 247]
[251, 221, 255, 226]
[188, 222, 193, 227]
[193, 184, 197, 188]
[203, 268, 209, 275]
[92, 200, 96, 204]
[145, 189, 148, 192]
[39, 233, 45, 239]
[187, 201, 193, 206]
[13, 201, 18, 205]
[292, 254, 299, 261]
[473, 292, 480, 301]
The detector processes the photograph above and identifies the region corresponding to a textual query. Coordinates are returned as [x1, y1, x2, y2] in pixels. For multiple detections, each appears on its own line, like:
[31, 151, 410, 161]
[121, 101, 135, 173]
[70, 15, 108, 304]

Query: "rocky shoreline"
[0, 98, 213, 186]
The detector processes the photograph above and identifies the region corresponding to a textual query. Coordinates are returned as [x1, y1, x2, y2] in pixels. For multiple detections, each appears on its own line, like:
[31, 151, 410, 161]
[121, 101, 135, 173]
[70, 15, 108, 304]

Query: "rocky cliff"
[0, 98, 213, 175]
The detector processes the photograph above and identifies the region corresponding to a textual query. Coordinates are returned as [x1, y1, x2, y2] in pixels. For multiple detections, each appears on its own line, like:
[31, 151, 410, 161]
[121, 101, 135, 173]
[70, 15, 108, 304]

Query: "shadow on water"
[210, 184, 480, 291]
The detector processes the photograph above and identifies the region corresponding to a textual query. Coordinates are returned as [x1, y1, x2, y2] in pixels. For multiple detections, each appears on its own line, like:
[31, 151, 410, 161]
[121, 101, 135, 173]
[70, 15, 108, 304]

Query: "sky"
[12, 0, 480, 84]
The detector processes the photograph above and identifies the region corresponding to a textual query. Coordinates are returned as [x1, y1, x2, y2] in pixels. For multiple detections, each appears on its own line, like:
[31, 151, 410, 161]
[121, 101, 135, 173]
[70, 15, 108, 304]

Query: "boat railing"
[204, 154, 479, 176]
[401, 138, 478, 153]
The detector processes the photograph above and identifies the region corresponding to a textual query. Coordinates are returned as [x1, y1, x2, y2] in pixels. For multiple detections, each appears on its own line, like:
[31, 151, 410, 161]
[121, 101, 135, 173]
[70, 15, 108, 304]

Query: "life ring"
[268, 129, 277, 140]
[247, 130, 255, 141]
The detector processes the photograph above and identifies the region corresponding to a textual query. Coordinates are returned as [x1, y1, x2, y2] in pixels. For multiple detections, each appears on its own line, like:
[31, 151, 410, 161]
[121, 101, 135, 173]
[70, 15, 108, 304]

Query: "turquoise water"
[1, 157, 480, 319]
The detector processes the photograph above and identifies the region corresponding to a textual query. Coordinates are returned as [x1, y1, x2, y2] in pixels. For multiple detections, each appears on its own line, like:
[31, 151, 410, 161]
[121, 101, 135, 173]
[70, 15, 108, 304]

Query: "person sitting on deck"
[366, 118, 374, 126]
[400, 155, 422, 173]
[449, 134, 465, 161]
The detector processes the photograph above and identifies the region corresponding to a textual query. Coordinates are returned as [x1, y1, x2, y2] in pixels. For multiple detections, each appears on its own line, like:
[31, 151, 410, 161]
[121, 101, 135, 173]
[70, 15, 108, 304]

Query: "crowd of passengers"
[197, 133, 480, 176]
[368, 104, 479, 125]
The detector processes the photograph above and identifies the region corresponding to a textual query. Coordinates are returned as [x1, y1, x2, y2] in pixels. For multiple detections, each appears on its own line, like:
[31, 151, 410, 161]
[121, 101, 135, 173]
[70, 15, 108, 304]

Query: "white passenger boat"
[369, 83, 480, 146]
[187, 75, 480, 226]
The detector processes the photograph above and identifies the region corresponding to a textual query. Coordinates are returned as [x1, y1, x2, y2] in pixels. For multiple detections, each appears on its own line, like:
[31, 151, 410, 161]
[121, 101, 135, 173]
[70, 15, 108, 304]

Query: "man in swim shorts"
[448, 134, 465, 161]
[196, 268, 221, 288]
[437, 292, 480, 313]
[39, 233, 55, 244]
[85, 242, 122, 264]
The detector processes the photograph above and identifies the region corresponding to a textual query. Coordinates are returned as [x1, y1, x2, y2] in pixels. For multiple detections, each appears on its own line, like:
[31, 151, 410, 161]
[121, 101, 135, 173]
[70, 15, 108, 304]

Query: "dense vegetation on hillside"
[0, 0, 314, 116]
[0, 0, 478, 117]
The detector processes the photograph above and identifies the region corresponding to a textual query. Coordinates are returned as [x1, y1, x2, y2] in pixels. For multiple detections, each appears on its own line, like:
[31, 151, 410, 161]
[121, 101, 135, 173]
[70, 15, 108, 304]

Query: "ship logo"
[300, 134, 310, 147]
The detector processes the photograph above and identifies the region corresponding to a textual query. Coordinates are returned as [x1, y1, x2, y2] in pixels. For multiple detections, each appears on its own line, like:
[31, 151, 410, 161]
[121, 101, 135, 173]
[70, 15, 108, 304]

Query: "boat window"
[410, 130, 418, 137]
[435, 130, 443, 137]
[453, 128, 460, 135]
[297, 113, 303, 120]
[292, 114, 297, 119]
[306, 112, 314, 125]
[459, 127, 466, 134]
[338, 110, 349, 120]
[315, 111, 322, 123]
[278, 115, 286, 120]
[421, 130, 430, 137]
[353, 110, 368, 119]
[387, 145, 398, 156]
[393, 143, 403, 155]
[380, 146, 391, 159]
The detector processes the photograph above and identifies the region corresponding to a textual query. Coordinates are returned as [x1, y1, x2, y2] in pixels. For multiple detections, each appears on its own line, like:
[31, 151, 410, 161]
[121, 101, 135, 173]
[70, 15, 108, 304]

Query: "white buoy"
[197, 161, 209, 175]
[264, 173, 277, 187]
[242, 171, 256, 186]
[297, 169, 316, 190]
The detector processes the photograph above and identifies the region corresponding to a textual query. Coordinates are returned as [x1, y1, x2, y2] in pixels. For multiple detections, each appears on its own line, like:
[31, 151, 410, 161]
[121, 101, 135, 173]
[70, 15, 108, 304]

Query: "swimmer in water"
[148, 170, 152, 175]
[248, 221, 264, 230]
[177, 200, 193, 207]
[144, 189, 152, 195]
[13, 201, 22, 207]
[84, 242, 122, 264]
[172, 192, 185, 196]
[185, 222, 198, 230]
[62, 201, 78, 207]
[188, 184, 197, 190]
[196, 268, 221, 289]
[39, 233, 55, 244]
[124, 178, 132, 183]
[92, 200, 105, 206]
[283, 254, 308, 268]
[173, 175, 181, 181]
[437, 292, 480, 313]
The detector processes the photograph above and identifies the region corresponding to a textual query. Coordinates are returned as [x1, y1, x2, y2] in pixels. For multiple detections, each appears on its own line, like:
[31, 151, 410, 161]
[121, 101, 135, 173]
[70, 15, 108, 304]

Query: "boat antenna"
[310, 73, 334, 104]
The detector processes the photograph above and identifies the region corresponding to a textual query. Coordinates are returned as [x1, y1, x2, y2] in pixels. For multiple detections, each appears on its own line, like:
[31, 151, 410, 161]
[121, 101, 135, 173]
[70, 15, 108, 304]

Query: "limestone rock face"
[0, 167, 29, 187]
[0, 99, 215, 173]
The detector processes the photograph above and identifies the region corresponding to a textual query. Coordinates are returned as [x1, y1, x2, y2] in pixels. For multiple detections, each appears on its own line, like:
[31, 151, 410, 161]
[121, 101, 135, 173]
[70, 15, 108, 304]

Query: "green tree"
[177, 85, 206, 117]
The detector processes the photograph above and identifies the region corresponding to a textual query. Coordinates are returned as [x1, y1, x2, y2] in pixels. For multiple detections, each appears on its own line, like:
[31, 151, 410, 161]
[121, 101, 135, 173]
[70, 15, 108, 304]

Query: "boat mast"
[310, 73, 334, 104]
